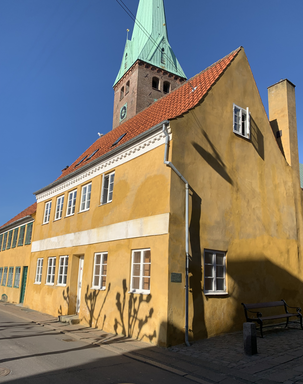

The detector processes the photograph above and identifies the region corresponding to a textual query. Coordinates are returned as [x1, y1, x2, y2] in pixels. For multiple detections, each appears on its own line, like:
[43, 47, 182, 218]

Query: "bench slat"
[244, 301, 284, 309]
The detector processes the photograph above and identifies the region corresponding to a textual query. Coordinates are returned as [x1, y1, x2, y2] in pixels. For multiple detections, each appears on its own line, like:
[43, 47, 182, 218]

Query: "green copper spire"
[114, 0, 186, 86]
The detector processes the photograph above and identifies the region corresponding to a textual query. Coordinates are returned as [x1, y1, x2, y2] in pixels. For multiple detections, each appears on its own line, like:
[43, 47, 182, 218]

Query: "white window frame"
[66, 190, 77, 217]
[2, 267, 8, 286]
[204, 249, 227, 295]
[46, 257, 56, 285]
[57, 256, 69, 286]
[14, 267, 21, 288]
[80, 183, 92, 212]
[43, 201, 52, 224]
[91, 252, 108, 290]
[101, 172, 115, 205]
[7, 267, 14, 287]
[233, 104, 250, 139]
[35, 258, 43, 284]
[130, 248, 151, 294]
[55, 195, 64, 221]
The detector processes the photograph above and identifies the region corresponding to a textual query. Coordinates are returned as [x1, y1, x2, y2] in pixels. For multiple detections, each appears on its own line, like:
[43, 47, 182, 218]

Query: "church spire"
[114, 0, 186, 86]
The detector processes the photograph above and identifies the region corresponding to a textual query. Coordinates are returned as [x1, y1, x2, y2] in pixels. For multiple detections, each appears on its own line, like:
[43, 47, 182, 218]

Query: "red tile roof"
[0, 202, 37, 231]
[57, 47, 242, 181]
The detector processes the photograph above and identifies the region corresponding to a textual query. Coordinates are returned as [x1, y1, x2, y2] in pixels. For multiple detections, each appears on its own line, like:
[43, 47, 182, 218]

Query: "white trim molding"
[32, 213, 169, 252]
[36, 129, 171, 203]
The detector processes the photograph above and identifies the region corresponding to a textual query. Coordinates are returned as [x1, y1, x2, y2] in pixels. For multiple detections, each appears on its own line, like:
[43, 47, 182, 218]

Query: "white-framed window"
[2, 267, 7, 286]
[14, 267, 21, 288]
[101, 172, 115, 204]
[46, 257, 56, 285]
[130, 249, 151, 294]
[55, 195, 64, 220]
[43, 201, 52, 224]
[66, 190, 77, 216]
[92, 252, 108, 290]
[0, 268, 3, 285]
[80, 183, 92, 212]
[35, 258, 43, 284]
[233, 104, 250, 139]
[57, 256, 69, 286]
[204, 250, 226, 294]
[7, 267, 14, 287]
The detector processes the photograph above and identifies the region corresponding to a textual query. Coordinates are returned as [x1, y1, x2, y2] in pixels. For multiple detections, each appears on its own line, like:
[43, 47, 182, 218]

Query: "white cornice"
[36, 127, 172, 203]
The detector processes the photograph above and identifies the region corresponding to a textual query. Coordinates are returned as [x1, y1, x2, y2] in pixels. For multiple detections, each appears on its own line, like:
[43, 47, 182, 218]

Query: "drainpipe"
[163, 123, 190, 347]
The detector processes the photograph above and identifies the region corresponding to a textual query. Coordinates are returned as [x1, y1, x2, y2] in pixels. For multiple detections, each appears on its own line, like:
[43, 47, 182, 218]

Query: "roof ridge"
[0, 202, 37, 230]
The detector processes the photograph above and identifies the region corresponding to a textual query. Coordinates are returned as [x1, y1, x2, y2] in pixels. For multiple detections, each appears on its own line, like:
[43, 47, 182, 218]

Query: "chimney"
[268, 79, 299, 173]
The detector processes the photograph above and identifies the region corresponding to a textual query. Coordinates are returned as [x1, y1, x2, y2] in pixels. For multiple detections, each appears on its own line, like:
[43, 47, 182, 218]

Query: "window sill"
[99, 201, 112, 207]
[204, 291, 229, 296]
[128, 290, 150, 295]
[233, 130, 250, 140]
[45, 283, 55, 286]
[78, 209, 90, 214]
[57, 283, 67, 287]
[53, 218, 62, 222]
[34, 282, 41, 285]
[91, 287, 106, 291]
[65, 213, 75, 218]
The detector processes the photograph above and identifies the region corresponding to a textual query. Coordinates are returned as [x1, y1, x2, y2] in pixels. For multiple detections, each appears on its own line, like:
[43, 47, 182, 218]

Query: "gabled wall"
[167, 48, 303, 345]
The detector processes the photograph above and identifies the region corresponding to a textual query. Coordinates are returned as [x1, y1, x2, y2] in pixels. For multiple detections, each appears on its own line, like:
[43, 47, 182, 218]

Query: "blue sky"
[0, 0, 303, 225]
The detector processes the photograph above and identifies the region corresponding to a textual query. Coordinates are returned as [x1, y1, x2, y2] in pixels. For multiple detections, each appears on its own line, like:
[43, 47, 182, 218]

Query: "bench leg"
[258, 320, 263, 338]
[299, 314, 303, 330]
[285, 317, 289, 328]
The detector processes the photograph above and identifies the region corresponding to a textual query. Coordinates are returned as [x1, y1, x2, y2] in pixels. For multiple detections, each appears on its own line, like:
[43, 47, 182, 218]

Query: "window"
[204, 250, 226, 294]
[126, 81, 130, 94]
[0, 234, 2, 252]
[80, 183, 92, 212]
[120, 86, 125, 100]
[55, 195, 64, 220]
[43, 201, 52, 224]
[233, 104, 250, 139]
[75, 156, 87, 167]
[111, 133, 127, 147]
[46, 257, 56, 285]
[0, 268, 3, 284]
[25, 223, 33, 245]
[66, 190, 77, 216]
[130, 249, 151, 293]
[124, 53, 128, 69]
[163, 81, 170, 94]
[18, 225, 25, 247]
[7, 267, 14, 287]
[152, 77, 160, 90]
[35, 258, 43, 284]
[12, 228, 19, 248]
[14, 267, 21, 288]
[57, 256, 68, 286]
[6, 230, 13, 250]
[2, 267, 8, 286]
[161, 48, 165, 64]
[2, 232, 8, 251]
[101, 172, 115, 204]
[92, 252, 107, 290]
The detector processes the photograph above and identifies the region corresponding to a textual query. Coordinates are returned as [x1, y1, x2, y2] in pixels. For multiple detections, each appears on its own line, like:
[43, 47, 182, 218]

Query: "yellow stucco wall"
[26, 145, 172, 346]
[166, 49, 303, 344]
[0, 219, 35, 304]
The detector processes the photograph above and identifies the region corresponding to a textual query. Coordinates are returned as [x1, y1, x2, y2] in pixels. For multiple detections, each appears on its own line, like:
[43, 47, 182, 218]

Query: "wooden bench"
[242, 300, 303, 337]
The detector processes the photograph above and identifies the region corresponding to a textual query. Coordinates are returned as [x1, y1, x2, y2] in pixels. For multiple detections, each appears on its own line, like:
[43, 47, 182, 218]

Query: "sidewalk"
[1, 302, 303, 384]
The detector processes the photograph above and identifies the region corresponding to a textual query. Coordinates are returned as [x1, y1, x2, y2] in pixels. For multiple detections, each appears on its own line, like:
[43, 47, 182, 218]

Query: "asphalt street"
[0, 310, 192, 383]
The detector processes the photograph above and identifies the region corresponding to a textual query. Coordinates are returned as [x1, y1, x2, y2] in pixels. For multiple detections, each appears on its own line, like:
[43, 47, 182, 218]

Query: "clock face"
[120, 105, 127, 121]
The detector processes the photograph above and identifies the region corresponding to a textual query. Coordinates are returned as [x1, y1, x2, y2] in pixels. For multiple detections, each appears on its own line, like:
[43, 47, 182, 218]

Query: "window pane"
[95, 265, 100, 276]
[216, 255, 224, 265]
[216, 278, 224, 291]
[95, 254, 101, 265]
[205, 277, 213, 291]
[144, 250, 151, 263]
[205, 265, 213, 277]
[103, 254, 107, 264]
[216, 266, 224, 278]
[205, 252, 213, 264]
[143, 277, 150, 290]
[133, 252, 141, 264]
[132, 276, 140, 289]
[101, 276, 106, 287]
[143, 263, 150, 276]
[133, 264, 140, 277]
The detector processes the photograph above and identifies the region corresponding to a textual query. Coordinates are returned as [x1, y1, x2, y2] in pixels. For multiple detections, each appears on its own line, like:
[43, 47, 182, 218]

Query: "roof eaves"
[0, 215, 34, 234]
[34, 120, 170, 196]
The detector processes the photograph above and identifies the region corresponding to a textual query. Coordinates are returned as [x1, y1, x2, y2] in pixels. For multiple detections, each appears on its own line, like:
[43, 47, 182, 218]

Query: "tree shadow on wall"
[83, 283, 111, 328]
[114, 279, 156, 342]
[58, 286, 70, 317]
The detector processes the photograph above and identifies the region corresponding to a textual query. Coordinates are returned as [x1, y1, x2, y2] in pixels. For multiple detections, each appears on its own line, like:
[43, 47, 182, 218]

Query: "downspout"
[163, 123, 190, 347]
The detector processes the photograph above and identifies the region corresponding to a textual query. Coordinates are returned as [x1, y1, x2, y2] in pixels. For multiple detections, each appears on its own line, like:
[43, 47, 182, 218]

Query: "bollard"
[243, 322, 257, 355]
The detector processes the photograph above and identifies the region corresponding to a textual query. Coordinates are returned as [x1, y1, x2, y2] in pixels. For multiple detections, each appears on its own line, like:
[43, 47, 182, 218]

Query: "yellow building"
[2, 0, 303, 348]
[0, 203, 36, 304]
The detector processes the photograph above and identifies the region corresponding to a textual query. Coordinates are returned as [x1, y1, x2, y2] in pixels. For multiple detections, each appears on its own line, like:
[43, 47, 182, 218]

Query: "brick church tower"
[112, 0, 187, 129]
